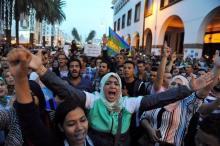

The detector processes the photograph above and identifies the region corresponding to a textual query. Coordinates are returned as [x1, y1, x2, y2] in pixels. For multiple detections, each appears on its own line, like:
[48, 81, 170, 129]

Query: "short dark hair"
[101, 59, 110, 69]
[124, 60, 135, 68]
[68, 57, 82, 69]
[55, 98, 85, 125]
[95, 57, 103, 65]
[137, 60, 145, 65]
[79, 55, 88, 64]
[151, 66, 158, 72]
[199, 113, 220, 143]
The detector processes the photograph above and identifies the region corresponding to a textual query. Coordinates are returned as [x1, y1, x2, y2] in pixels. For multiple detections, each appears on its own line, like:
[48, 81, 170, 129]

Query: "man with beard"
[64, 58, 92, 92]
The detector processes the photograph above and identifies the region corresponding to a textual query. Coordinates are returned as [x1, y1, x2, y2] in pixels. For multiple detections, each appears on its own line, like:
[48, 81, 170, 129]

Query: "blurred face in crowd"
[117, 66, 124, 78]
[116, 55, 125, 66]
[95, 59, 102, 69]
[172, 68, 180, 76]
[58, 54, 67, 67]
[195, 128, 220, 146]
[1, 57, 9, 69]
[4, 71, 15, 86]
[61, 107, 88, 146]
[0, 80, 7, 97]
[137, 63, 146, 74]
[89, 58, 96, 68]
[145, 63, 151, 72]
[150, 71, 157, 82]
[123, 63, 134, 79]
[185, 65, 193, 75]
[48, 54, 54, 66]
[104, 76, 121, 102]
[197, 70, 206, 77]
[79, 57, 87, 69]
[42, 53, 49, 66]
[163, 73, 172, 88]
[69, 61, 81, 79]
[99, 62, 109, 77]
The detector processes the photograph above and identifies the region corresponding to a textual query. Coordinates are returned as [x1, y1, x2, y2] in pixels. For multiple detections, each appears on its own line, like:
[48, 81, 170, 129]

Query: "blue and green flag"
[107, 27, 130, 56]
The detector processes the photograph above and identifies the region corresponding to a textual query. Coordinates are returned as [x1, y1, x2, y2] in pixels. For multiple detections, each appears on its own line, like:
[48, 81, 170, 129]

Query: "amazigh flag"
[107, 27, 130, 56]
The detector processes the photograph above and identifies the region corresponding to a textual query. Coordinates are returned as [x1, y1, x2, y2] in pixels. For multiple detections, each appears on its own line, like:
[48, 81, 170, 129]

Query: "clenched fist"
[7, 48, 32, 78]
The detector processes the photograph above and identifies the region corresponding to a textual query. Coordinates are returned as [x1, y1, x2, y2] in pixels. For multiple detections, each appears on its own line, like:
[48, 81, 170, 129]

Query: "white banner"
[84, 44, 101, 57]
[183, 48, 202, 60]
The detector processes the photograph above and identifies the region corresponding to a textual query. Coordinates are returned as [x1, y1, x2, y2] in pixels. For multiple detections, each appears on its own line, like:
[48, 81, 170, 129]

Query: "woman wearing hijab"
[8, 48, 216, 146]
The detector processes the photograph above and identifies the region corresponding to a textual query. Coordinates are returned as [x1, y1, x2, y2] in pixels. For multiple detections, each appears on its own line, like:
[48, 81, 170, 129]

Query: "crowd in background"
[0, 41, 220, 146]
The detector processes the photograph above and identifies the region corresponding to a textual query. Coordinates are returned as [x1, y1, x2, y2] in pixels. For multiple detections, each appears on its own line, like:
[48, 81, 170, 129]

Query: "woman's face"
[5, 71, 15, 85]
[0, 80, 7, 97]
[104, 76, 121, 102]
[62, 107, 88, 146]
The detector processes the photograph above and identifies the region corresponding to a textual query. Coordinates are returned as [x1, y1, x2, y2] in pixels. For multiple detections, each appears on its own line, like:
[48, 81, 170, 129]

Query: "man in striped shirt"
[140, 71, 220, 146]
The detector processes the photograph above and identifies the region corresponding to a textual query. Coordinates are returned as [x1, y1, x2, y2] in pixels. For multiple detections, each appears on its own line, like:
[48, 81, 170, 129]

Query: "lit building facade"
[113, 0, 220, 59]
[144, 0, 220, 59]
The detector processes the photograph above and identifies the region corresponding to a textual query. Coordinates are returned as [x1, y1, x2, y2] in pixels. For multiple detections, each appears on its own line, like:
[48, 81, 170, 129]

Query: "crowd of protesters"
[0, 41, 220, 146]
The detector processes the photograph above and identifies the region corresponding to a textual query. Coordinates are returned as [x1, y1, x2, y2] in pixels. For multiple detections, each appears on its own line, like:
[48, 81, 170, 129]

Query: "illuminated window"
[145, 0, 153, 17]
[160, 0, 182, 9]
[204, 33, 220, 43]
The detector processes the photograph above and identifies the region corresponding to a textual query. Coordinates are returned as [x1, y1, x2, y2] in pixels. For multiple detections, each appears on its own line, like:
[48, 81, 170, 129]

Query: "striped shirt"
[141, 93, 202, 146]
[0, 108, 23, 146]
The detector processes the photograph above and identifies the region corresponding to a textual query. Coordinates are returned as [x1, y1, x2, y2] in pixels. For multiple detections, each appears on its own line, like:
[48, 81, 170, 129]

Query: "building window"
[160, 0, 182, 9]
[122, 14, 126, 29]
[127, 9, 132, 26]
[117, 18, 121, 31]
[114, 21, 117, 31]
[134, 2, 141, 22]
[145, 0, 153, 17]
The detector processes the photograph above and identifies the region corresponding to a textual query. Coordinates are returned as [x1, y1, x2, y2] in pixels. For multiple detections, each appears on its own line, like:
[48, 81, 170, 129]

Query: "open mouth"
[109, 91, 116, 96]
[0, 89, 5, 95]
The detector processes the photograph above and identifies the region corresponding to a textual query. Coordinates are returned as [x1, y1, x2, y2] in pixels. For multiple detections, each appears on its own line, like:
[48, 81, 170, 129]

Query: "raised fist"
[7, 48, 32, 77]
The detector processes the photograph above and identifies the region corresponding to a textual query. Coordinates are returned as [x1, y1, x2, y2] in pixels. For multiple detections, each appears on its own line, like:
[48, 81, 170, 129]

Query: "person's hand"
[171, 52, 177, 62]
[7, 48, 32, 78]
[28, 50, 43, 71]
[148, 128, 161, 142]
[189, 72, 214, 91]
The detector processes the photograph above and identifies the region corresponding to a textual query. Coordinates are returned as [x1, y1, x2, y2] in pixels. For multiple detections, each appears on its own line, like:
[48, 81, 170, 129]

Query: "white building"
[112, 0, 145, 51]
[113, 0, 220, 59]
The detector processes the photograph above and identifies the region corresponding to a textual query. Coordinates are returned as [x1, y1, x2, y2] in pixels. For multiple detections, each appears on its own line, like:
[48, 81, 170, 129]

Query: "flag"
[107, 27, 130, 56]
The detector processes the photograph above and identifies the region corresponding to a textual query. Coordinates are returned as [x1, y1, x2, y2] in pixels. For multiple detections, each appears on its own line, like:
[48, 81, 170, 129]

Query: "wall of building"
[144, 0, 220, 58]
[113, 0, 145, 47]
